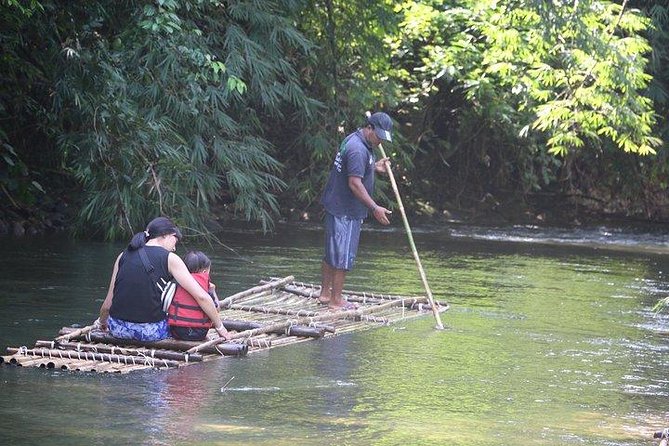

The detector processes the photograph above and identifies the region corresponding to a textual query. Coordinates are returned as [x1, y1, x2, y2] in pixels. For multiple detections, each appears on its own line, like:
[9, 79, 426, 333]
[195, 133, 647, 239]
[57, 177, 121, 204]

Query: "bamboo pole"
[6, 347, 181, 368]
[35, 340, 204, 362]
[271, 279, 424, 302]
[277, 282, 449, 308]
[55, 324, 95, 342]
[8, 356, 47, 367]
[187, 297, 407, 353]
[366, 111, 444, 330]
[219, 276, 294, 308]
[228, 303, 320, 317]
[57, 327, 247, 356]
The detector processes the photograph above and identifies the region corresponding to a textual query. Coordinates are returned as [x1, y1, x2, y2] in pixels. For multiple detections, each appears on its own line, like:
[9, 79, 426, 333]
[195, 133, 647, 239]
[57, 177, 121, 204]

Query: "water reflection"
[1, 223, 668, 445]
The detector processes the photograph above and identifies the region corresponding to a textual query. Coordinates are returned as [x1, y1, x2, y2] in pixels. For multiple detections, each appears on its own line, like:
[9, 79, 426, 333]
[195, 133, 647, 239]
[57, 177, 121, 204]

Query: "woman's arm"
[168, 253, 230, 339]
[209, 282, 220, 308]
[98, 253, 122, 330]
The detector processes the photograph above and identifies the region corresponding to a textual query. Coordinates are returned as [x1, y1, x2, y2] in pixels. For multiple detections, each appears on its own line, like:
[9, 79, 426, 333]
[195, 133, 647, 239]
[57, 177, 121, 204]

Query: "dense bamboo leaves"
[2, 0, 317, 238]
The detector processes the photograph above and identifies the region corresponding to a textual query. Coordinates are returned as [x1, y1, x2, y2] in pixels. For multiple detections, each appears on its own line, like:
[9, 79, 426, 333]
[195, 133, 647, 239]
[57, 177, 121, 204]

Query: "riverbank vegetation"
[1, 0, 667, 238]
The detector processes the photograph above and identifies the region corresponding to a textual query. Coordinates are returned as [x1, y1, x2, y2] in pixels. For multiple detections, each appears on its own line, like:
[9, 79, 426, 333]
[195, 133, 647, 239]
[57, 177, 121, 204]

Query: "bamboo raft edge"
[2, 277, 449, 373]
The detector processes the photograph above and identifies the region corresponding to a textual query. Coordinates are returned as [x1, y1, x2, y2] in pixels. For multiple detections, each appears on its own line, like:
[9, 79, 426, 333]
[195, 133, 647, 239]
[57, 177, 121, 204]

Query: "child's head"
[184, 251, 211, 273]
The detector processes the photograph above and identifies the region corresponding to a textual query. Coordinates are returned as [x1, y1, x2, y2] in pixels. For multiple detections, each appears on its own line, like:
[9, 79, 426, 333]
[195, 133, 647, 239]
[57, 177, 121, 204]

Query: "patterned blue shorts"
[108, 316, 169, 341]
[323, 212, 363, 271]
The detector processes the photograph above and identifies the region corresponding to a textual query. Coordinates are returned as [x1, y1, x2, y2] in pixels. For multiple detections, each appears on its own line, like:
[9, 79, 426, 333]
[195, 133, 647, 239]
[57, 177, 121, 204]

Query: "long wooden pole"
[367, 112, 444, 330]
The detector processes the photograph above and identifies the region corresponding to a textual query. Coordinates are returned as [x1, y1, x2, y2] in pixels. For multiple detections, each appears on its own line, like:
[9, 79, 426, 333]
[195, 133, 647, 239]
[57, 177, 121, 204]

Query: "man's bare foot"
[328, 300, 358, 311]
[317, 291, 331, 305]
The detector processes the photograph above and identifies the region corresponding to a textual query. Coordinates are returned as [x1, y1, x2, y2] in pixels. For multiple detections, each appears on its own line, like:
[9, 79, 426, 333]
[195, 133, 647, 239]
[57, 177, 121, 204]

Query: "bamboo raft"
[1, 276, 449, 374]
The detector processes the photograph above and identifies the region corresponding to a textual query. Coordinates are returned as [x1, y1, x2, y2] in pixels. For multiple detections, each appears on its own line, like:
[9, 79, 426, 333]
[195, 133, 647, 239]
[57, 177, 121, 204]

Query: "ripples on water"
[0, 222, 668, 445]
[447, 225, 660, 256]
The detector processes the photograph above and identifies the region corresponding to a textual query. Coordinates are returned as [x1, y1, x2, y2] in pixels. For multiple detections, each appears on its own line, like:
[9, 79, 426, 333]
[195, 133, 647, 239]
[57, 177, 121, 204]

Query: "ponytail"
[127, 217, 180, 251]
[128, 230, 149, 251]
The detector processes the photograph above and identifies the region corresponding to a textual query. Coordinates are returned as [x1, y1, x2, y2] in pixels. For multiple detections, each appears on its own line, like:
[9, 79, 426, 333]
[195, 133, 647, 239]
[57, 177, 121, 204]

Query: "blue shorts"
[108, 316, 169, 341]
[323, 212, 363, 271]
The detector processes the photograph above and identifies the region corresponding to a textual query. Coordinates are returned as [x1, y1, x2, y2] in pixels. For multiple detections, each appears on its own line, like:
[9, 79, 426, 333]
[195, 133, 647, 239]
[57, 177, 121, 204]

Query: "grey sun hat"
[367, 112, 393, 142]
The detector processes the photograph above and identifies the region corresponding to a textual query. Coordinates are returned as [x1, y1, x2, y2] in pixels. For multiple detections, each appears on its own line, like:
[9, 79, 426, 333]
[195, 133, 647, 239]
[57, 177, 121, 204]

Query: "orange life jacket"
[167, 271, 212, 328]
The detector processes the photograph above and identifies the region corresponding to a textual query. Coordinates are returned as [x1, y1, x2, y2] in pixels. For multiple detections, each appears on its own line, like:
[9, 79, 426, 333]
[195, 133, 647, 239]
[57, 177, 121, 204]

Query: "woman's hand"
[94, 317, 108, 331]
[209, 282, 220, 308]
[215, 324, 231, 340]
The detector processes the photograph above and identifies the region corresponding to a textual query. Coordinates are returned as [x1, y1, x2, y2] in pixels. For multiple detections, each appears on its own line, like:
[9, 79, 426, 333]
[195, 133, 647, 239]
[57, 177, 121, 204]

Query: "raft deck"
[1, 276, 449, 374]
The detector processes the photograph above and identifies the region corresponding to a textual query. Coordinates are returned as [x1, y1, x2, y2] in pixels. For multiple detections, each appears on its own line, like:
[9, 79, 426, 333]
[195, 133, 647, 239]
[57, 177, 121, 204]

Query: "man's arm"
[347, 176, 391, 225]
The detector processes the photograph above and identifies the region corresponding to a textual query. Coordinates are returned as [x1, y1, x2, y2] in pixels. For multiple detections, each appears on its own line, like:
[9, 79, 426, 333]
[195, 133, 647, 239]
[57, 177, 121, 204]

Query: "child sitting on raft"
[167, 250, 223, 341]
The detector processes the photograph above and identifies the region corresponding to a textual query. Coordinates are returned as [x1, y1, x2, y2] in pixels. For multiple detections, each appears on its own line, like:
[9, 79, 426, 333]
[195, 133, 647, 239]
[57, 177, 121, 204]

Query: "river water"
[0, 222, 668, 445]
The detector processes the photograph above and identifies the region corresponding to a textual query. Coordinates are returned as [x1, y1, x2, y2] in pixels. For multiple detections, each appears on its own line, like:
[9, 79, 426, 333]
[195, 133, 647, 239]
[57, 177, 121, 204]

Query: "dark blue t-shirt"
[320, 130, 376, 219]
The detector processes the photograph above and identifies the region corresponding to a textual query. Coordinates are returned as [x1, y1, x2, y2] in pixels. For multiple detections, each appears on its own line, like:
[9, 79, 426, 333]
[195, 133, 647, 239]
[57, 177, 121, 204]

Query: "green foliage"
[0, 0, 51, 212]
[0, 135, 45, 208]
[388, 0, 664, 212]
[451, 1, 657, 155]
[654, 291, 669, 314]
[283, 0, 414, 213]
[1, 0, 668, 238]
[2, 0, 317, 238]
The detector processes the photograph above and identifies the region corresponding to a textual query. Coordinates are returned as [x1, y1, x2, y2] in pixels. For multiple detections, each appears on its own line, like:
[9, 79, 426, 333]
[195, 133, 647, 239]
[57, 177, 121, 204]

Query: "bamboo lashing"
[56, 327, 248, 356]
[3, 277, 448, 373]
[365, 111, 444, 330]
[228, 303, 319, 317]
[187, 297, 409, 353]
[219, 275, 294, 308]
[35, 340, 204, 362]
[273, 278, 419, 301]
[276, 282, 449, 309]
[7, 347, 181, 368]
[55, 324, 95, 342]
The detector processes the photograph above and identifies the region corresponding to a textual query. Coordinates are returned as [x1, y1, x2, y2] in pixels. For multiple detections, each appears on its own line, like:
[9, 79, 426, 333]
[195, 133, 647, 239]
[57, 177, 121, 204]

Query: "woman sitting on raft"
[168, 250, 222, 341]
[97, 217, 230, 342]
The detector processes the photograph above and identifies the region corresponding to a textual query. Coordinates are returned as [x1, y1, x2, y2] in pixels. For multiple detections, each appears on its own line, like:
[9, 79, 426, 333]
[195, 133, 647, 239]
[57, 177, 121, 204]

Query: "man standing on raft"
[318, 111, 393, 310]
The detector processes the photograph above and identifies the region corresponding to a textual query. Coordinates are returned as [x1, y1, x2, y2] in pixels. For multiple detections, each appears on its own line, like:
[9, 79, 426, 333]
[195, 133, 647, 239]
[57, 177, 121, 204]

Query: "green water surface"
[0, 223, 667, 445]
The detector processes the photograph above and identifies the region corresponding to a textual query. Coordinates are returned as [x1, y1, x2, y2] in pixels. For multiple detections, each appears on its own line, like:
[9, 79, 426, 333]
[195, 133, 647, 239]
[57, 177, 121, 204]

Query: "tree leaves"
[403, 0, 660, 156]
[8, 0, 316, 238]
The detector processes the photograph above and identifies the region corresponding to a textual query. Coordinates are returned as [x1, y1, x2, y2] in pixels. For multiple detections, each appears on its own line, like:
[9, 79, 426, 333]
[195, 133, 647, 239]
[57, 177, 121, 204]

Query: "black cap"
[367, 112, 393, 142]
